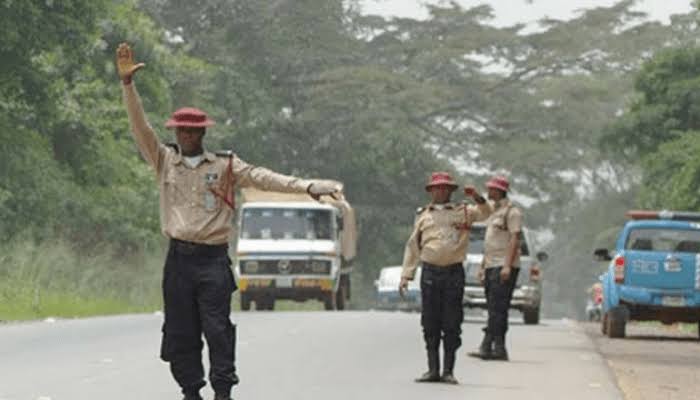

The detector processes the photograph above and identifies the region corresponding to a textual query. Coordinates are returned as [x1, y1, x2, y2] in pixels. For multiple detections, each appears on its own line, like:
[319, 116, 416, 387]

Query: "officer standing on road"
[116, 43, 339, 400]
[468, 176, 523, 361]
[400, 172, 491, 384]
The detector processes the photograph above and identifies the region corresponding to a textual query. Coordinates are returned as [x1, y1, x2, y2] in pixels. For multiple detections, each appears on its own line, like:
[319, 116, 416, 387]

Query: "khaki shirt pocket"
[164, 170, 184, 206]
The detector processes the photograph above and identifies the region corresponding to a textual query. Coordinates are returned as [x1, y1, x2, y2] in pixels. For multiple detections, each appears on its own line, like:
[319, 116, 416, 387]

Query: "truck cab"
[234, 188, 356, 311]
[595, 210, 700, 338]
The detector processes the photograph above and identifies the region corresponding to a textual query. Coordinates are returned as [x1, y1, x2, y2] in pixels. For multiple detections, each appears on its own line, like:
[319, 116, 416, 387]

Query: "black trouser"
[420, 263, 465, 359]
[484, 266, 520, 337]
[161, 239, 239, 396]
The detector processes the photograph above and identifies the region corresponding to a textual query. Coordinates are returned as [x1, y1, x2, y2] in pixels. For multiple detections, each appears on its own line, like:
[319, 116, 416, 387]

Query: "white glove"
[308, 180, 342, 200]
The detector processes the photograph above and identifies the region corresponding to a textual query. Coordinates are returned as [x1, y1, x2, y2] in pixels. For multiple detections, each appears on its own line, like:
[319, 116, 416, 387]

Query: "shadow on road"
[461, 317, 549, 327]
[622, 335, 699, 343]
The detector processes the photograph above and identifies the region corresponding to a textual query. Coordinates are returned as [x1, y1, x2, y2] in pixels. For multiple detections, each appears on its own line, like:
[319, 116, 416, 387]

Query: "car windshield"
[240, 208, 333, 240]
[468, 225, 530, 256]
[625, 228, 700, 253]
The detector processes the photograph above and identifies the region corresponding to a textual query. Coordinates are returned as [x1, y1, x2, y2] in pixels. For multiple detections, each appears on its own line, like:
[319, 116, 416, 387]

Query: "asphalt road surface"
[0, 312, 622, 400]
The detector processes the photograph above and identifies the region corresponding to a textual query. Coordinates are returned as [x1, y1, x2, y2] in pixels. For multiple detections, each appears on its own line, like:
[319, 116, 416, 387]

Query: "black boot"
[467, 329, 493, 360]
[440, 351, 458, 384]
[491, 335, 509, 361]
[183, 394, 203, 400]
[213, 394, 231, 400]
[415, 349, 440, 383]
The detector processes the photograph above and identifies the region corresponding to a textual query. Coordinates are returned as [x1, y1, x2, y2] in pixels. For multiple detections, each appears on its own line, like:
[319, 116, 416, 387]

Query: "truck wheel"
[606, 308, 626, 339]
[323, 292, 336, 311]
[335, 283, 348, 311]
[240, 293, 251, 311]
[257, 296, 275, 311]
[522, 307, 540, 325]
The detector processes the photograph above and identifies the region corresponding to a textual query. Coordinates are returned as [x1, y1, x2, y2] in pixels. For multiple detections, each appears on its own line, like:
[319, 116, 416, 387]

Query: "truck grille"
[240, 259, 331, 275]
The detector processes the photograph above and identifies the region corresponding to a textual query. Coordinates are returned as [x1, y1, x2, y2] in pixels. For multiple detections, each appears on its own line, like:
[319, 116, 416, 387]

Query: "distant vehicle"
[463, 223, 548, 325]
[374, 266, 422, 312]
[234, 187, 357, 311]
[594, 210, 700, 339]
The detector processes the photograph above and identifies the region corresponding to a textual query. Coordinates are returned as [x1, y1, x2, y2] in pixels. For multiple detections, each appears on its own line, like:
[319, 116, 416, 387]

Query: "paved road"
[0, 312, 622, 400]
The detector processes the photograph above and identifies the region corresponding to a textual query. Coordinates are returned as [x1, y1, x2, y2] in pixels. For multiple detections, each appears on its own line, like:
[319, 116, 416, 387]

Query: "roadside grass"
[0, 238, 336, 321]
[0, 238, 163, 321]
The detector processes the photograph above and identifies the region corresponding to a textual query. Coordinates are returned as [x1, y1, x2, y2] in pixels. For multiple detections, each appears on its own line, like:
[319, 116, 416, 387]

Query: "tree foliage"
[2, 0, 698, 311]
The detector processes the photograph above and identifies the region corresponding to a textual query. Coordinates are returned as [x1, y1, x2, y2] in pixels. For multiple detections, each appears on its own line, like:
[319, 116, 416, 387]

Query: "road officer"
[116, 43, 339, 400]
[399, 172, 491, 384]
[468, 176, 523, 361]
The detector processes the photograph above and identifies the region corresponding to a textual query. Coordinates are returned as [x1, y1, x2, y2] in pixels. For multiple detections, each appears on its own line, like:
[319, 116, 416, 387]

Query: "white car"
[374, 266, 422, 312]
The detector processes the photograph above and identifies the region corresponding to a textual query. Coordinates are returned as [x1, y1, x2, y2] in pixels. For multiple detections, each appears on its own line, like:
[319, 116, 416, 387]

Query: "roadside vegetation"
[2, 1, 700, 319]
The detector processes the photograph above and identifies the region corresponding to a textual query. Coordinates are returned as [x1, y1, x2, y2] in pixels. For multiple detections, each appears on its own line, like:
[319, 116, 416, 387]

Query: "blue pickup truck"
[594, 210, 700, 339]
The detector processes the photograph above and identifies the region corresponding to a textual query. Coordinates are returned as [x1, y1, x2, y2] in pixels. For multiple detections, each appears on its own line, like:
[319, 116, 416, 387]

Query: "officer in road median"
[468, 176, 523, 361]
[400, 172, 491, 384]
[116, 43, 340, 400]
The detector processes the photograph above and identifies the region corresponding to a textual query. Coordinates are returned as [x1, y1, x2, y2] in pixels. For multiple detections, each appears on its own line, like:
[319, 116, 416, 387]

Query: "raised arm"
[464, 185, 493, 223]
[117, 43, 165, 173]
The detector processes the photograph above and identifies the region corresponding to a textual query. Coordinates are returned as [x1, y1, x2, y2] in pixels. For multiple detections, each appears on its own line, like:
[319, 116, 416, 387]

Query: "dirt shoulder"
[582, 321, 700, 400]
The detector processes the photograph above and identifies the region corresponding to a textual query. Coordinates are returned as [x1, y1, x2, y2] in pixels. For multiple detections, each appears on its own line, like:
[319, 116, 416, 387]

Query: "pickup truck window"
[241, 208, 333, 240]
[625, 228, 700, 253]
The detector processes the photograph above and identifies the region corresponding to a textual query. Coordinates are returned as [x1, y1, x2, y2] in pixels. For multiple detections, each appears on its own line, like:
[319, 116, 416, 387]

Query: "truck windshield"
[240, 208, 333, 240]
[625, 228, 700, 253]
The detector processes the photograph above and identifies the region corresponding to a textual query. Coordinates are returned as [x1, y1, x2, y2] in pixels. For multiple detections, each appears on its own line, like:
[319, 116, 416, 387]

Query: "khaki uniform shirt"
[401, 202, 492, 279]
[484, 199, 523, 269]
[123, 83, 314, 245]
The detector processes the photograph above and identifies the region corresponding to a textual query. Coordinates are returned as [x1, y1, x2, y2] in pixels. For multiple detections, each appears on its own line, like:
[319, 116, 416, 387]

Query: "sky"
[359, 0, 694, 26]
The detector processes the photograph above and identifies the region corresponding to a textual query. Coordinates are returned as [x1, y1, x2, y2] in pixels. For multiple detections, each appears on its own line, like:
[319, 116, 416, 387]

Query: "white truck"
[234, 186, 357, 311]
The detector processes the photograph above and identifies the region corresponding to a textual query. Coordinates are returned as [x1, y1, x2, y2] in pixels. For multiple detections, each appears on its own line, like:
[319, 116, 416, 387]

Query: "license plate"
[661, 296, 685, 307]
[276, 277, 293, 288]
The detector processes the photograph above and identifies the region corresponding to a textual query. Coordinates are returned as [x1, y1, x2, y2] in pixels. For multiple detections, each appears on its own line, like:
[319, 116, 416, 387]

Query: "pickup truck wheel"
[601, 312, 608, 335]
[522, 307, 540, 325]
[606, 308, 626, 339]
[240, 293, 251, 311]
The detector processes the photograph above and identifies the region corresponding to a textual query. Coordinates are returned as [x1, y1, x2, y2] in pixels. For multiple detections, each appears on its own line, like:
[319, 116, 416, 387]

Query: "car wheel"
[606, 307, 626, 339]
[240, 293, 251, 311]
[523, 307, 540, 325]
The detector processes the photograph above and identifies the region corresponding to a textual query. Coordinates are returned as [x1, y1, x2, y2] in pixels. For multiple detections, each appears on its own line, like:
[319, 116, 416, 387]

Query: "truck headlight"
[310, 260, 331, 274]
[242, 260, 259, 274]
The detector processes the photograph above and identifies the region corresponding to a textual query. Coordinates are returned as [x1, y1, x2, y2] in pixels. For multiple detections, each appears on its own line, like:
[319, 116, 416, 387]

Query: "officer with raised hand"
[468, 176, 523, 361]
[116, 43, 339, 400]
[400, 172, 491, 385]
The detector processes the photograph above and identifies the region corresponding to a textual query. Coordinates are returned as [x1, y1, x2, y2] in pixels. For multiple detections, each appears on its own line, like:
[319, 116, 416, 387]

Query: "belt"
[170, 238, 228, 257]
[421, 262, 463, 272]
